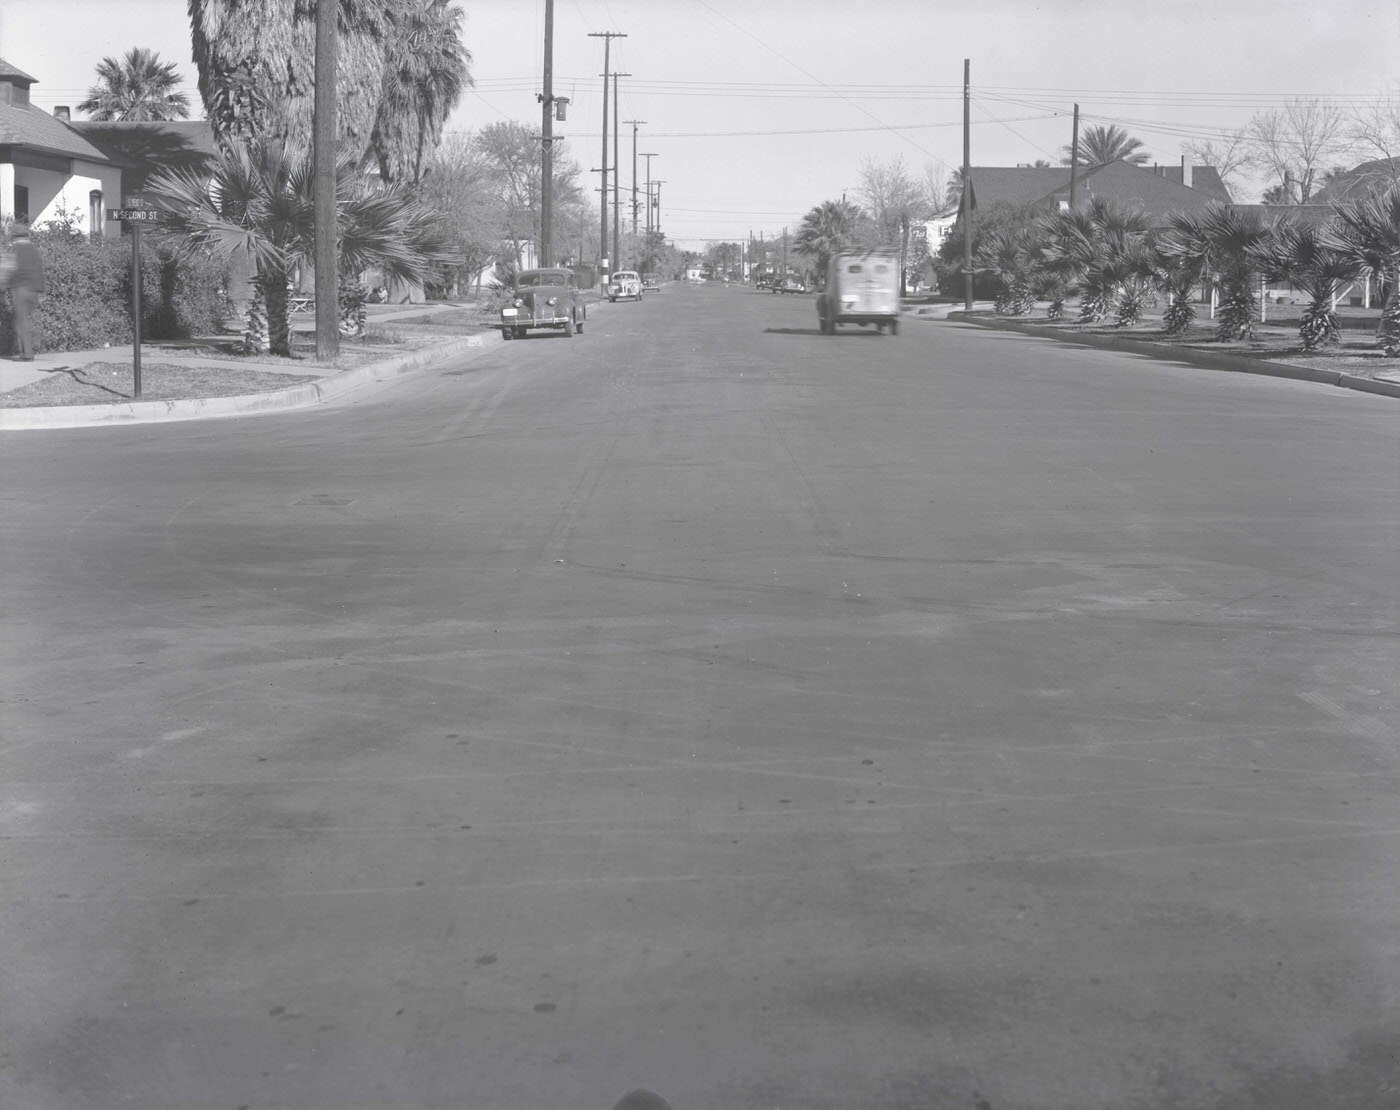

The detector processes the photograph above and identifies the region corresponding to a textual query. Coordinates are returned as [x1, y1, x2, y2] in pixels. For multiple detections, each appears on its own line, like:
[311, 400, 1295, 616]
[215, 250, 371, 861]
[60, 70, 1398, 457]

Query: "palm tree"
[146, 139, 455, 356]
[1155, 212, 1213, 335]
[794, 199, 864, 280]
[1100, 228, 1158, 327]
[1197, 205, 1272, 342]
[1038, 199, 1148, 323]
[976, 225, 1037, 315]
[1323, 185, 1400, 356]
[188, 0, 392, 159]
[1061, 124, 1149, 166]
[369, 0, 472, 186]
[1251, 222, 1364, 350]
[77, 47, 190, 121]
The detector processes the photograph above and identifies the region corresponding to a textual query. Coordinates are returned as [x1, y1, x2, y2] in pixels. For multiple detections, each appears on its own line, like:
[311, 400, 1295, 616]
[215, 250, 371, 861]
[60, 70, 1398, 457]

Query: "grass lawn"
[0, 363, 320, 408]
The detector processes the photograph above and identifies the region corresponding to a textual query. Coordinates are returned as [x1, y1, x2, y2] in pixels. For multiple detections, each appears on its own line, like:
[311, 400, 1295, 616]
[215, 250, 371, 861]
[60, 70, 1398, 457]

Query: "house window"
[14, 184, 29, 224]
[89, 190, 103, 239]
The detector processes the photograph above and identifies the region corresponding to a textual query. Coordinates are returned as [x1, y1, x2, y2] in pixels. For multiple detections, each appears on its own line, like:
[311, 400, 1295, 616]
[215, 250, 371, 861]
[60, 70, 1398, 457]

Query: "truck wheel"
[514, 327, 527, 340]
[563, 313, 576, 337]
[502, 328, 513, 341]
[889, 318, 899, 336]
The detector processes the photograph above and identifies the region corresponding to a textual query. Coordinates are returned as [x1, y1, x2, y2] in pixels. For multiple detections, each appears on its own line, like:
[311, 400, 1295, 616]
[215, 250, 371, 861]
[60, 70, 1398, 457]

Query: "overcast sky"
[4, 0, 1397, 246]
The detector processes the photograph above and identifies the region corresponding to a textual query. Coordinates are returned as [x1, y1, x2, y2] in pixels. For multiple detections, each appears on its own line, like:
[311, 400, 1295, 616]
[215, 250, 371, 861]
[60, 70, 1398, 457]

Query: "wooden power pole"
[313, 0, 338, 359]
[588, 32, 625, 276]
[962, 57, 972, 312]
[539, 0, 555, 267]
[1069, 103, 1080, 209]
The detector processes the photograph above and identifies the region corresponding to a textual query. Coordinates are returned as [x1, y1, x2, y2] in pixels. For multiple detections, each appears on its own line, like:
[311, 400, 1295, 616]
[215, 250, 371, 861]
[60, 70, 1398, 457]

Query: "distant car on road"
[816, 249, 900, 335]
[773, 275, 807, 294]
[608, 270, 644, 302]
[498, 268, 586, 339]
[642, 273, 661, 291]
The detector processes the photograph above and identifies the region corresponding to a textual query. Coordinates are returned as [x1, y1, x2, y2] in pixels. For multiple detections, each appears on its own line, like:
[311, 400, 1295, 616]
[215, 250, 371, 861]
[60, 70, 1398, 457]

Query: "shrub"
[0, 218, 229, 353]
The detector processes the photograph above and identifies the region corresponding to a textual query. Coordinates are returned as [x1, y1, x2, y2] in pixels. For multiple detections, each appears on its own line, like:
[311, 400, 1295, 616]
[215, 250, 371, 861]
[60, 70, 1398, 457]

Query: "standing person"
[6, 223, 45, 360]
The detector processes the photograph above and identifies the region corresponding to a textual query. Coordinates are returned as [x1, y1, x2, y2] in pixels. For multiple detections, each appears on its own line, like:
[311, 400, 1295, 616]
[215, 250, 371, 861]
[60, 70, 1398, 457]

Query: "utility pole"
[623, 119, 646, 238]
[612, 72, 629, 271]
[588, 32, 625, 278]
[313, 0, 338, 359]
[1069, 102, 1080, 210]
[962, 57, 972, 312]
[538, 0, 556, 267]
[641, 152, 658, 236]
[652, 181, 664, 236]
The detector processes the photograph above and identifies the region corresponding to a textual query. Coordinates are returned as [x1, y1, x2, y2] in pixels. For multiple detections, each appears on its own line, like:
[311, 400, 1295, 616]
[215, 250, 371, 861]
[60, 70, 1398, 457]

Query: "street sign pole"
[131, 220, 142, 398]
[109, 207, 161, 398]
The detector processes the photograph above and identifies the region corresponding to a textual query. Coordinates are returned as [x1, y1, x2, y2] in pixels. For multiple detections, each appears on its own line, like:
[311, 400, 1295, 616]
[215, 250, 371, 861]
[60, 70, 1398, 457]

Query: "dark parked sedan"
[499, 268, 586, 339]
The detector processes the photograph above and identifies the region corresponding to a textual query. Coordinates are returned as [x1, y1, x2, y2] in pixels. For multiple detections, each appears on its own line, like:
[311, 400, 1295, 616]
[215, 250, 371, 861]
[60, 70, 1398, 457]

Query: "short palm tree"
[1323, 185, 1400, 356]
[1251, 222, 1364, 350]
[1155, 212, 1213, 335]
[1100, 229, 1159, 327]
[1197, 205, 1272, 342]
[976, 225, 1038, 315]
[78, 47, 190, 121]
[1061, 124, 1149, 166]
[147, 139, 455, 356]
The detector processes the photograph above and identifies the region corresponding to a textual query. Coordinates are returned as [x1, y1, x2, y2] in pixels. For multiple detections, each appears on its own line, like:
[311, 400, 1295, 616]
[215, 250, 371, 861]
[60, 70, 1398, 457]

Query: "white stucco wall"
[10, 159, 123, 237]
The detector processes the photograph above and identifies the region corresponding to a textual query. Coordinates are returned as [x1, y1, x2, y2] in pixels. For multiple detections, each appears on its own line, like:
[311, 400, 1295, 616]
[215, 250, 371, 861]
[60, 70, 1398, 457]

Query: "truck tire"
[563, 313, 576, 337]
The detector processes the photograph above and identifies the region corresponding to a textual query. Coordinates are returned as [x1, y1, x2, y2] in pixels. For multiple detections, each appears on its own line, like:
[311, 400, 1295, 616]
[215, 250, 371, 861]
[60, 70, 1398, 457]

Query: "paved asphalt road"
[2, 284, 1398, 1110]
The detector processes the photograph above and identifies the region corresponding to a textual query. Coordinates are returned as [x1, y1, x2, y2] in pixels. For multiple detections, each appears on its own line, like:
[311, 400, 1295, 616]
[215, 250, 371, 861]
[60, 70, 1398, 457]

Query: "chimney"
[1182, 155, 1193, 189]
[53, 105, 70, 122]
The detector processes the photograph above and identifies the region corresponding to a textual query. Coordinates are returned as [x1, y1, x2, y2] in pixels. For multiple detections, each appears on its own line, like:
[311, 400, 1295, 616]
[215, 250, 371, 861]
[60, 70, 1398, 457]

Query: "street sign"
[108, 208, 161, 222]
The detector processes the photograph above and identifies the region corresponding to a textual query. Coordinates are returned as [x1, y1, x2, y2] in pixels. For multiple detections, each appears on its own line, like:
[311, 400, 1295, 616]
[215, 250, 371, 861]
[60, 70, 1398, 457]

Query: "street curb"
[949, 312, 1400, 401]
[0, 330, 503, 431]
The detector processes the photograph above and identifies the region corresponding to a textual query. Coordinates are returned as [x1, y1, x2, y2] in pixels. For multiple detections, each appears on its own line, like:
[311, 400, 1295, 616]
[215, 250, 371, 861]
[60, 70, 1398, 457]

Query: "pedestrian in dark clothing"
[4, 223, 45, 360]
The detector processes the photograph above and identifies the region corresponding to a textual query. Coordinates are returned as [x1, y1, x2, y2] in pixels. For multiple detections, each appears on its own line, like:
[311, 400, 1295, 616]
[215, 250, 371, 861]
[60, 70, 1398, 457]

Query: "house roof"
[0, 100, 114, 163]
[1229, 204, 1335, 228]
[1043, 160, 1227, 223]
[965, 160, 1231, 219]
[1308, 157, 1400, 205]
[0, 58, 38, 85]
[73, 120, 218, 190]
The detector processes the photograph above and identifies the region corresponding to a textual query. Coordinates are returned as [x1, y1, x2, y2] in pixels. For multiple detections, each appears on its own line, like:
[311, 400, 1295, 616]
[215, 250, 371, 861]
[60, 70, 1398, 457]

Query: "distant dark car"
[776, 275, 807, 294]
[499, 268, 586, 339]
[642, 273, 660, 291]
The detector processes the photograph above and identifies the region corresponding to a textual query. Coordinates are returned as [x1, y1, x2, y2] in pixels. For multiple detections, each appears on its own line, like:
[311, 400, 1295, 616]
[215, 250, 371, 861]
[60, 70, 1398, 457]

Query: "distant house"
[0, 58, 122, 236]
[72, 119, 219, 201]
[962, 159, 1233, 226]
[1308, 157, 1400, 205]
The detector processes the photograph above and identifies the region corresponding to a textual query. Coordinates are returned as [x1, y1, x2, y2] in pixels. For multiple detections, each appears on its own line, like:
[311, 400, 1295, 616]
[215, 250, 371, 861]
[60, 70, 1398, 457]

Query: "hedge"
[1, 216, 231, 354]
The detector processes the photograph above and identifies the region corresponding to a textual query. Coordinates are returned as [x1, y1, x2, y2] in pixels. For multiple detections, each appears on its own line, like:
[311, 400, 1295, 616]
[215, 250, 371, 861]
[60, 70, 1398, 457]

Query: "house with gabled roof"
[1308, 157, 1400, 206]
[0, 58, 122, 236]
[962, 159, 1233, 227]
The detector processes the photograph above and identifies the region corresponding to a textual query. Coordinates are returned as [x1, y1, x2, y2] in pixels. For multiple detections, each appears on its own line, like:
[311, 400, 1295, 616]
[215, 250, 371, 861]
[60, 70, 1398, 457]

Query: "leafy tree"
[1251, 221, 1364, 350]
[935, 201, 1039, 299]
[794, 199, 865, 279]
[147, 138, 454, 355]
[1061, 124, 1149, 166]
[1323, 184, 1400, 355]
[472, 121, 587, 269]
[368, 0, 471, 186]
[418, 133, 500, 295]
[78, 47, 191, 121]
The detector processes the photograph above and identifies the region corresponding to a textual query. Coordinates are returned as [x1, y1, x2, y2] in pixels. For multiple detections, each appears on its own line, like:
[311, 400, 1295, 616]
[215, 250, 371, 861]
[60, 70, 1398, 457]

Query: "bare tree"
[859, 155, 935, 295]
[1351, 85, 1400, 182]
[1245, 99, 1355, 203]
[1183, 129, 1250, 198]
